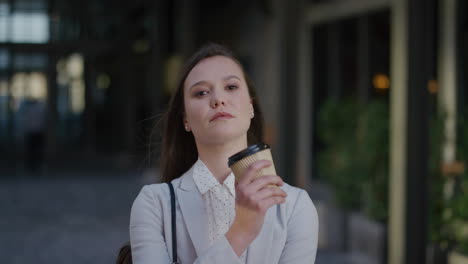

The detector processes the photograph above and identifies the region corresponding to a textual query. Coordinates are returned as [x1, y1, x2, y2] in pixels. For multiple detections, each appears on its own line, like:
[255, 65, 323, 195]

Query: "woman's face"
[183, 55, 253, 145]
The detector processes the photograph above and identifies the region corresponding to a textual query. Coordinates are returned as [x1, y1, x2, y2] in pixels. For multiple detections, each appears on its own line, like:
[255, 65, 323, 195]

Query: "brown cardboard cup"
[228, 143, 277, 183]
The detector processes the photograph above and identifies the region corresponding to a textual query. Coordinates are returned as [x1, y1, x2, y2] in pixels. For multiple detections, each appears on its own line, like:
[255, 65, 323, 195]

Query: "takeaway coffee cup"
[228, 143, 277, 183]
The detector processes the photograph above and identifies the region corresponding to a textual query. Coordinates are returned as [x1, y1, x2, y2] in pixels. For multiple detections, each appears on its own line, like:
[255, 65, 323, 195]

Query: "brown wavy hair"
[158, 43, 264, 182]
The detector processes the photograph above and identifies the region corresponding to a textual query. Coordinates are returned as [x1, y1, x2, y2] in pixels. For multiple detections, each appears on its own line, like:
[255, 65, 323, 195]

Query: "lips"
[210, 111, 234, 122]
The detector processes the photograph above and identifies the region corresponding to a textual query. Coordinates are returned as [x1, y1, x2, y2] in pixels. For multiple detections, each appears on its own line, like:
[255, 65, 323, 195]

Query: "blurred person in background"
[21, 97, 47, 174]
[128, 43, 319, 264]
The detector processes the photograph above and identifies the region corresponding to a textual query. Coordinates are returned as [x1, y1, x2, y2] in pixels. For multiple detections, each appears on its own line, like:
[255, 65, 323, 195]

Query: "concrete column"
[388, 0, 408, 262]
[438, 0, 457, 164]
[405, 0, 432, 261]
[389, 0, 434, 263]
[296, 0, 313, 189]
[278, 0, 300, 184]
[245, 0, 281, 149]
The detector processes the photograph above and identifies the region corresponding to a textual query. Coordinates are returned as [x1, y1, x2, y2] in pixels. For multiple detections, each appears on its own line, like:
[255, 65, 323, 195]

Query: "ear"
[250, 103, 254, 119]
[183, 114, 191, 132]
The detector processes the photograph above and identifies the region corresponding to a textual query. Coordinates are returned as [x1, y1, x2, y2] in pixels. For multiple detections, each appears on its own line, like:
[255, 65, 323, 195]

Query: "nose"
[210, 96, 226, 108]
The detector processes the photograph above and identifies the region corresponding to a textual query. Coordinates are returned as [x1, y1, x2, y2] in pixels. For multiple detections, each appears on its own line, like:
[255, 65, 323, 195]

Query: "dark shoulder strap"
[167, 182, 179, 264]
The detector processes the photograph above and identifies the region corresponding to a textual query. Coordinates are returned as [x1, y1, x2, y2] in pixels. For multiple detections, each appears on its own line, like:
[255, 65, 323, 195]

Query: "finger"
[251, 186, 287, 201]
[247, 175, 284, 191]
[237, 160, 272, 186]
[258, 196, 286, 212]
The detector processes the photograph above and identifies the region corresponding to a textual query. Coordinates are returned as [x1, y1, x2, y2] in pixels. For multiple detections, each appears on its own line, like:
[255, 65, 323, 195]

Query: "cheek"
[184, 99, 206, 123]
[234, 94, 252, 116]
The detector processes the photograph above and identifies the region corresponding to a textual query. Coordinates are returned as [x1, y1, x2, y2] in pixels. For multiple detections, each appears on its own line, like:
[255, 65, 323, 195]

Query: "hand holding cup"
[226, 144, 287, 256]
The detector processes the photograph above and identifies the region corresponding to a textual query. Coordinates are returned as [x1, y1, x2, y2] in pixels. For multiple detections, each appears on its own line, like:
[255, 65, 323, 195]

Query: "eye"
[195, 90, 209, 97]
[226, 85, 238, 91]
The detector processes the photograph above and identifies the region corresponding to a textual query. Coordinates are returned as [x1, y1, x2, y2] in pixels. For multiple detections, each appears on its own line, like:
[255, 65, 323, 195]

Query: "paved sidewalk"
[0, 172, 142, 264]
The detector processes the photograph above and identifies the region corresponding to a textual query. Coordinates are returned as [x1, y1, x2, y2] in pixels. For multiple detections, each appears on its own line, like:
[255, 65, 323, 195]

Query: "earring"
[251, 110, 255, 118]
[185, 125, 190, 132]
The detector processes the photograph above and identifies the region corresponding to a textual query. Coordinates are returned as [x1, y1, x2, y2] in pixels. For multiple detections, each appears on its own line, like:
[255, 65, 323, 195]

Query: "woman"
[130, 43, 318, 263]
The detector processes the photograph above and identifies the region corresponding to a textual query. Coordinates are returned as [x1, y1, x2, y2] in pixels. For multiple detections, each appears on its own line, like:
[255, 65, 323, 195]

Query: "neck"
[196, 136, 248, 183]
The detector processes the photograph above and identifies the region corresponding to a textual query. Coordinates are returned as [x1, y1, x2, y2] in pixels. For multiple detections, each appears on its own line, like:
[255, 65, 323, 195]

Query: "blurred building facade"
[0, 0, 467, 263]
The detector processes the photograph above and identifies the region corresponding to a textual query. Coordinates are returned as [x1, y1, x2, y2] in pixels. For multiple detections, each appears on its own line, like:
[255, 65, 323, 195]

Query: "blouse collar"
[192, 158, 235, 196]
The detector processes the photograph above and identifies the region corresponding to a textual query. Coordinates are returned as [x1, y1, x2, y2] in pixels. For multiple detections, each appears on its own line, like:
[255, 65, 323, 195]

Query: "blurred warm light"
[133, 39, 150, 53]
[0, 80, 6, 123]
[66, 53, 84, 79]
[57, 54, 86, 114]
[373, 73, 390, 90]
[97, 73, 111, 90]
[10, 73, 28, 111]
[11, 72, 48, 101]
[428, 79, 438, 94]
[29, 72, 47, 100]
[442, 161, 465, 176]
[263, 123, 277, 146]
[57, 71, 68, 86]
[56, 58, 66, 72]
[70, 79, 85, 114]
[165, 55, 183, 94]
[0, 80, 7, 96]
[11, 72, 27, 99]
[56, 58, 69, 86]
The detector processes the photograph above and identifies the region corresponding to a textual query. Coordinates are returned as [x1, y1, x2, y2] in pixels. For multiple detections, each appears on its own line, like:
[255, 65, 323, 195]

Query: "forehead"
[184, 56, 245, 89]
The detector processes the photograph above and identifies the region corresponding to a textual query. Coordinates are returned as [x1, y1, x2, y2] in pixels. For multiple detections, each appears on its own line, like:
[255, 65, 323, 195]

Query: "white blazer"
[130, 165, 319, 264]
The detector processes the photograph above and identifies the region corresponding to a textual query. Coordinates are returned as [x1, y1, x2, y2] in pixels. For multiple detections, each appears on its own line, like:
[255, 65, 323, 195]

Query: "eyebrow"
[223, 75, 241, 82]
[189, 80, 209, 92]
[188, 75, 242, 91]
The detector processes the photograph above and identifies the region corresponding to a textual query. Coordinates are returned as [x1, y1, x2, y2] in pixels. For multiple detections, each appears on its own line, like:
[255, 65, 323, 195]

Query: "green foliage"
[317, 98, 389, 222]
[430, 110, 468, 255]
[450, 111, 468, 255]
[428, 112, 452, 245]
[450, 185, 468, 255]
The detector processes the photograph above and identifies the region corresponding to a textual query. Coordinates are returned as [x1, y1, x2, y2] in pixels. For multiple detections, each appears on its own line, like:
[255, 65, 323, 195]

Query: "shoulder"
[281, 183, 313, 206]
[130, 184, 167, 217]
[133, 163, 194, 205]
[280, 183, 318, 222]
[133, 177, 183, 206]
[130, 178, 183, 221]
[281, 183, 303, 198]
[137, 183, 170, 198]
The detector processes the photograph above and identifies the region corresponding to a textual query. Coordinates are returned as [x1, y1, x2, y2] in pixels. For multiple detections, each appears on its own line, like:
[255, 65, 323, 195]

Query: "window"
[0, 0, 49, 43]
